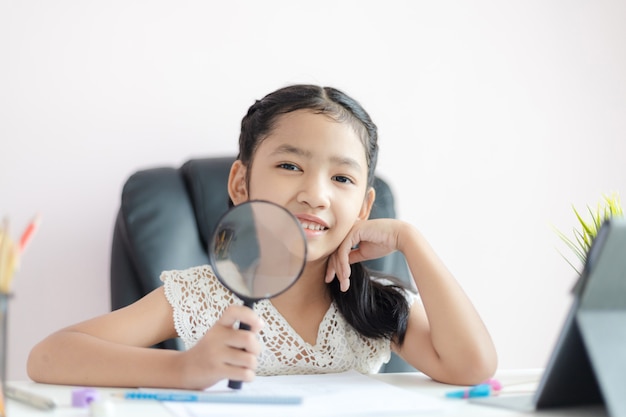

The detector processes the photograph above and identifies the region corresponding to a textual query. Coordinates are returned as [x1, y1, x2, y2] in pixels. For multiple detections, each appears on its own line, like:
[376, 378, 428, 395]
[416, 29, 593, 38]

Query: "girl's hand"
[177, 305, 264, 389]
[325, 219, 403, 292]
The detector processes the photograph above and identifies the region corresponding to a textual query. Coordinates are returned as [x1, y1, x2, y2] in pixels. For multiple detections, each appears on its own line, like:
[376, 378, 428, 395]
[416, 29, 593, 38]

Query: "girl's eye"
[332, 175, 354, 185]
[278, 163, 300, 172]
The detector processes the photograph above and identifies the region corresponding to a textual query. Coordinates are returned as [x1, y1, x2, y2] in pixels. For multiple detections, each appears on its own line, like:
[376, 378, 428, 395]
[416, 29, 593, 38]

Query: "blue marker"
[123, 391, 302, 405]
[445, 383, 492, 399]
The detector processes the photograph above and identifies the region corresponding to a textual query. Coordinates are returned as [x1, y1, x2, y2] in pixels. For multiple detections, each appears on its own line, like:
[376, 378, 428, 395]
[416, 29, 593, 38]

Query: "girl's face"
[228, 109, 375, 263]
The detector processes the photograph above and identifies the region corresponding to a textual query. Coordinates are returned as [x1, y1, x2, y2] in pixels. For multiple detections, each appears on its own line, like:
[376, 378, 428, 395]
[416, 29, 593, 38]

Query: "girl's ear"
[358, 187, 376, 220]
[228, 160, 249, 204]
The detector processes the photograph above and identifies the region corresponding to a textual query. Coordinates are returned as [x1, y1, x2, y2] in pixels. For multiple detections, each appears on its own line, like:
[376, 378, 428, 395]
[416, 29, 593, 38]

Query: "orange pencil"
[19, 213, 41, 254]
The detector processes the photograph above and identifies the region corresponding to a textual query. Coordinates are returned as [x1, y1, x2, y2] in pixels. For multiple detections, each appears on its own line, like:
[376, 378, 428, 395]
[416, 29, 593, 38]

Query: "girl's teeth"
[301, 221, 326, 231]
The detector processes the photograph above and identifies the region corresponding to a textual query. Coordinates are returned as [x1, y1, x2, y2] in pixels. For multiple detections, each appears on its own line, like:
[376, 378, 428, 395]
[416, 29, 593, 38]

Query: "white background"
[1, 1, 625, 380]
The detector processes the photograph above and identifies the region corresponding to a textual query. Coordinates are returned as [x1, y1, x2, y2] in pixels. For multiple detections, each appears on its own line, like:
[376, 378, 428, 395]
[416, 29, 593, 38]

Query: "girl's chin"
[304, 250, 334, 265]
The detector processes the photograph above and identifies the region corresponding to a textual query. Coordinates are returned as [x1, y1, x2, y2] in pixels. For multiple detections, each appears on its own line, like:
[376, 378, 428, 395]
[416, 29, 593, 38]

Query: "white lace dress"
[161, 264, 414, 375]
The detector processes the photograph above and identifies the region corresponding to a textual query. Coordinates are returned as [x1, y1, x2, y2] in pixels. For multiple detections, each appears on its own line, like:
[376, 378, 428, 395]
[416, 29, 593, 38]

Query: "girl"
[27, 84, 497, 389]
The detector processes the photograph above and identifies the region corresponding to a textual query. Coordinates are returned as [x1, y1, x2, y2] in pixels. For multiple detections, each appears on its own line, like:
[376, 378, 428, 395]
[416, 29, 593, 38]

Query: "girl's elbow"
[456, 348, 498, 385]
[468, 353, 498, 385]
[26, 339, 59, 384]
[436, 346, 498, 386]
[26, 344, 46, 382]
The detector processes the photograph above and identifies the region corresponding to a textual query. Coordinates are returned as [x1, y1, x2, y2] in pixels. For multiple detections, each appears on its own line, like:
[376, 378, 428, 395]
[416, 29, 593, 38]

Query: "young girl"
[27, 84, 497, 389]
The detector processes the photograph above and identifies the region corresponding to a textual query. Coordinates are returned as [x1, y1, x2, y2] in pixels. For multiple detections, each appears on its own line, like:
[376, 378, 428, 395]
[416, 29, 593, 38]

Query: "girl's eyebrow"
[270, 144, 363, 171]
[270, 144, 309, 158]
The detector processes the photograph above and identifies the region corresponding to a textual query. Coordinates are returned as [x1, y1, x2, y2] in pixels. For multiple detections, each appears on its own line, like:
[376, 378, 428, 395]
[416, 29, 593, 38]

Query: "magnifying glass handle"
[228, 301, 254, 390]
[237, 322, 251, 331]
[228, 320, 252, 389]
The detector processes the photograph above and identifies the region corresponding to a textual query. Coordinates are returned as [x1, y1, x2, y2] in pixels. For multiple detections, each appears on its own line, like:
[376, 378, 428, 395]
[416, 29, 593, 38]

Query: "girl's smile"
[295, 213, 330, 236]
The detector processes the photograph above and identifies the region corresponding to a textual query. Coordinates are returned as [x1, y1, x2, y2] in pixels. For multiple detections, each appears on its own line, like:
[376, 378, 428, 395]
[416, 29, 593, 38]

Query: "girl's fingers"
[327, 219, 403, 292]
[218, 305, 264, 333]
[324, 263, 336, 283]
[223, 327, 263, 355]
[326, 244, 352, 292]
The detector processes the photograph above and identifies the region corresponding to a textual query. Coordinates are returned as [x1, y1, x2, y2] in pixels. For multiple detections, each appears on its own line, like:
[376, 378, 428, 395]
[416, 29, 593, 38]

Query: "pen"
[5, 385, 57, 411]
[122, 390, 302, 405]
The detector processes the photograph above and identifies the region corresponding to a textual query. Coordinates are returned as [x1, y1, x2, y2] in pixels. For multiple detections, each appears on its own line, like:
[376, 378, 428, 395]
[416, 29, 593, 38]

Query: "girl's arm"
[27, 287, 264, 389]
[326, 219, 497, 385]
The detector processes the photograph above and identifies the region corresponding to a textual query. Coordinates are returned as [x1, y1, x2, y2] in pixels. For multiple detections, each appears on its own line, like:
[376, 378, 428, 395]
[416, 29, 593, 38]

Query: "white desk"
[5, 369, 607, 416]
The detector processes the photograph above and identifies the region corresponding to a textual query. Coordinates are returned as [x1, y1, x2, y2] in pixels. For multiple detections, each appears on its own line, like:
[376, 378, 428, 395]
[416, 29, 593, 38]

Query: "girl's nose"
[297, 174, 330, 209]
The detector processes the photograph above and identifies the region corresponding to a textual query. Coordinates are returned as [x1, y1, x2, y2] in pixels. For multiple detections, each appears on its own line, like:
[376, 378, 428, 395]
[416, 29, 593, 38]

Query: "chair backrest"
[110, 156, 415, 372]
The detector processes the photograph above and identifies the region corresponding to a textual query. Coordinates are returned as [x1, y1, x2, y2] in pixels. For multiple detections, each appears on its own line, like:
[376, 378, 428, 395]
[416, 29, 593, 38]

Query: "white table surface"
[4, 369, 607, 416]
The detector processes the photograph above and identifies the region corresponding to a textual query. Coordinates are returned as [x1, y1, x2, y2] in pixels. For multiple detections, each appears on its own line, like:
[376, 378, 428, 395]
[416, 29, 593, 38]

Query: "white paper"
[163, 371, 448, 417]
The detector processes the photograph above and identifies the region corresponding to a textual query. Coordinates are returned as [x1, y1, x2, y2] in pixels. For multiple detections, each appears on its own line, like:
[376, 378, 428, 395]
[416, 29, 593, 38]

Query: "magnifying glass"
[208, 200, 307, 389]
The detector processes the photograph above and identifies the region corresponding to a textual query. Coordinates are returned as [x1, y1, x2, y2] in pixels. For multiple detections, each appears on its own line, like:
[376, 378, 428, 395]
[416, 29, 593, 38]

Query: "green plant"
[555, 192, 623, 275]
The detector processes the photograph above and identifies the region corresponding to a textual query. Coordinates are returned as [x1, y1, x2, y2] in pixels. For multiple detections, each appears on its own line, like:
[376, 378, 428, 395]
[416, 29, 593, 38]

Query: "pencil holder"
[0, 293, 9, 417]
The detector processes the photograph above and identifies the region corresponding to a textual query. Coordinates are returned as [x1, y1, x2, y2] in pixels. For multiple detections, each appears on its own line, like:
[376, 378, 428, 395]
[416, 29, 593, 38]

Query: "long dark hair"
[238, 84, 411, 345]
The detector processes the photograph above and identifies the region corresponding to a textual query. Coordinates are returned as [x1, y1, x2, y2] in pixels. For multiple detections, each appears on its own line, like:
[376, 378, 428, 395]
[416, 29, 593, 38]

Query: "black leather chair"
[110, 156, 415, 373]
